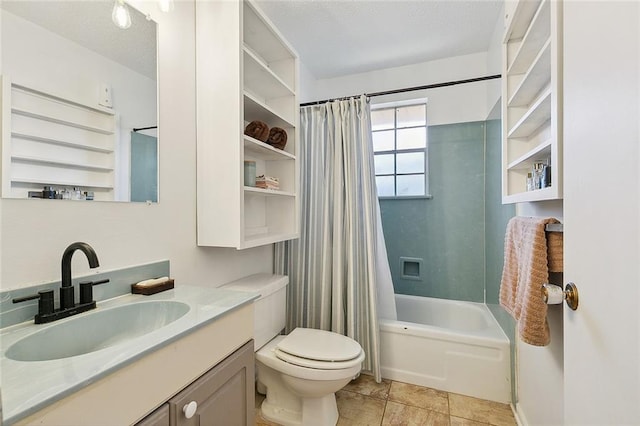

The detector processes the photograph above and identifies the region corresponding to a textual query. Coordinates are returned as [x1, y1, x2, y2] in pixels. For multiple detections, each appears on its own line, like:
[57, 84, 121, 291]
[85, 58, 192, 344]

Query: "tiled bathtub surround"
[256, 374, 517, 426]
[380, 121, 486, 302]
[379, 119, 516, 307]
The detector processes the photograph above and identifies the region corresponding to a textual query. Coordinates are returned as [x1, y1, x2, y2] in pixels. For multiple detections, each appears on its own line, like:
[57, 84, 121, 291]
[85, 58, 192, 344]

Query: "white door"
[563, 1, 640, 423]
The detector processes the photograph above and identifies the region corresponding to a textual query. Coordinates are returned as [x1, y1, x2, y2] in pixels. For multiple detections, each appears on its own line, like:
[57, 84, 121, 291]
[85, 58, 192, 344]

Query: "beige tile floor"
[255, 374, 517, 426]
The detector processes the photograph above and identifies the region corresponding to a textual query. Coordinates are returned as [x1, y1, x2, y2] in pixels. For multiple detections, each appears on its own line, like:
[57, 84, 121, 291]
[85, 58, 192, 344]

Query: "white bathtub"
[379, 294, 511, 403]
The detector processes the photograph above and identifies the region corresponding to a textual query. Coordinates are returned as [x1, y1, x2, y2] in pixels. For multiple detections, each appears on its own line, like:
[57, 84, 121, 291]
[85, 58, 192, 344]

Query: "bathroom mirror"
[0, 1, 158, 202]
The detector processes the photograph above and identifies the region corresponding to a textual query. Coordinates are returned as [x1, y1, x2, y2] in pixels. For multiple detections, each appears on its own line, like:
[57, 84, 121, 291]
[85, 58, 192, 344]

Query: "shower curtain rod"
[299, 74, 501, 107]
[133, 126, 157, 132]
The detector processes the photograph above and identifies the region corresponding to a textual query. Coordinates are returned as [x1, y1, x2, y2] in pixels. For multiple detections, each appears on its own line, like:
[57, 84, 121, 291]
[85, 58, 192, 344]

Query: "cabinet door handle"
[183, 401, 198, 419]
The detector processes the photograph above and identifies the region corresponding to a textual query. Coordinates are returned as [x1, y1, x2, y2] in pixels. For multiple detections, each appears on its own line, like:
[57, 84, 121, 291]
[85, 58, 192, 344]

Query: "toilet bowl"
[257, 329, 365, 426]
[221, 274, 365, 426]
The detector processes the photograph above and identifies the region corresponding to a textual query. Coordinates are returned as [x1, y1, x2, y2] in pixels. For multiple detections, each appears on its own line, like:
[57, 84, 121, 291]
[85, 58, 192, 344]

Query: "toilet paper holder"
[541, 282, 579, 310]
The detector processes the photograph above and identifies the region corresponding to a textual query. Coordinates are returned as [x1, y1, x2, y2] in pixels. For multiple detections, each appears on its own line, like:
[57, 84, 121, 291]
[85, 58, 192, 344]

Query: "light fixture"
[112, 0, 132, 29]
[158, 0, 175, 13]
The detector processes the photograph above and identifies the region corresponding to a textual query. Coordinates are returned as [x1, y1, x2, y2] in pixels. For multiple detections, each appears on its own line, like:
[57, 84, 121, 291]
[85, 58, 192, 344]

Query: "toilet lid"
[276, 328, 363, 364]
[274, 347, 363, 370]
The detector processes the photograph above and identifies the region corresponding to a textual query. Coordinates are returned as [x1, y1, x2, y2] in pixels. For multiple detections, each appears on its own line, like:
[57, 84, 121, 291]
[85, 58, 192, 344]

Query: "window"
[371, 102, 428, 198]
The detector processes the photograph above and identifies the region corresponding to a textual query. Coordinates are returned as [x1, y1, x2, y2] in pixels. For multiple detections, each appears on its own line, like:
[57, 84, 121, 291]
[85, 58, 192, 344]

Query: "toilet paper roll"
[543, 284, 564, 305]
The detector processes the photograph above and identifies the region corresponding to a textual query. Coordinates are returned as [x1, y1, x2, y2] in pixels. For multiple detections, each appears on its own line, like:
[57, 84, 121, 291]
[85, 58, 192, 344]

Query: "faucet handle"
[12, 293, 41, 303]
[79, 279, 110, 304]
[13, 290, 55, 318]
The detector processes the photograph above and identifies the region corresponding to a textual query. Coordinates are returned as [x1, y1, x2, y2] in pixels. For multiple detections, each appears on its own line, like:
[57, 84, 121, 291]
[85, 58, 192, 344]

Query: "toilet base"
[260, 391, 338, 426]
[257, 362, 342, 426]
[255, 333, 364, 426]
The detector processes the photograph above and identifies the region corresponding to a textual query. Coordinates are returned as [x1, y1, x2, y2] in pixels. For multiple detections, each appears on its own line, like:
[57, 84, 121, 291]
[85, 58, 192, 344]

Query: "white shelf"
[507, 0, 551, 75]
[244, 135, 295, 160]
[508, 89, 551, 138]
[242, 2, 295, 65]
[11, 132, 114, 153]
[508, 39, 551, 107]
[503, 0, 542, 42]
[240, 231, 299, 249]
[507, 140, 552, 170]
[503, 186, 556, 204]
[11, 155, 113, 172]
[12, 108, 114, 135]
[10, 176, 113, 189]
[244, 91, 294, 128]
[502, 0, 561, 204]
[244, 186, 295, 197]
[243, 46, 294, 99]
[2, 76, 117, 200]
[196, 0, 299, 248]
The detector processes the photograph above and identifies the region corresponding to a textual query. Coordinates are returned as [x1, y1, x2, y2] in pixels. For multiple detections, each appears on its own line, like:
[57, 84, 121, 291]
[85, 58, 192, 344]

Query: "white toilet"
[222, 273, 365, 426]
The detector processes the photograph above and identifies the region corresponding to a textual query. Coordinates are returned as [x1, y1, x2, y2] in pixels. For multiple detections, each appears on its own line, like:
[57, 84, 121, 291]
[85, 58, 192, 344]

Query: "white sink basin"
[5, 300, 190, 362]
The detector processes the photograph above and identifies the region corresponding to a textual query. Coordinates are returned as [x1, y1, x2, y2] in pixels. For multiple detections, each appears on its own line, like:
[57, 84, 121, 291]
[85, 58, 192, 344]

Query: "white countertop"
[0, 285, 258, 425]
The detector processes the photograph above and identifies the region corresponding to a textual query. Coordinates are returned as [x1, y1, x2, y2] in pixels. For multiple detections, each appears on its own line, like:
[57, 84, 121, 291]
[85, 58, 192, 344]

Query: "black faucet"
[60, 242, 100, 309]
[12, 242, 109, 324]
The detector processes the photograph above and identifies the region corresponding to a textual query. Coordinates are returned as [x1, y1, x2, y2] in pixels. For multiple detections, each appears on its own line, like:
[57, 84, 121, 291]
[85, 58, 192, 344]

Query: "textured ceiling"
[1, 1, 157, 80]
[255, 0, 503, 79]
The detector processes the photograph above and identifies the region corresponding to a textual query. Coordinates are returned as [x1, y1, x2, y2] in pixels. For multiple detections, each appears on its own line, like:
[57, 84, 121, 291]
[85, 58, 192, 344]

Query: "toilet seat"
[257, 334, 365, 381]
[274, 348, 363, 370]
[275, 328, 363, 370]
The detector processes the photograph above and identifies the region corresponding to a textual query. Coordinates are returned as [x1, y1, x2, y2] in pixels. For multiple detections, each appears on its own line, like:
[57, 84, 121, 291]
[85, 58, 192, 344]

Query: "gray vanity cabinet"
[169, 340, 255, 426]
[137, 404, 170, 426]
[136, 340, 254, 426]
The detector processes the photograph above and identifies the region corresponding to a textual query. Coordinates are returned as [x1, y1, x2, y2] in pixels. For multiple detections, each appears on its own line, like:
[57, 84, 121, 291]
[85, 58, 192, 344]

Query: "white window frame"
[371, 99, 431, 199]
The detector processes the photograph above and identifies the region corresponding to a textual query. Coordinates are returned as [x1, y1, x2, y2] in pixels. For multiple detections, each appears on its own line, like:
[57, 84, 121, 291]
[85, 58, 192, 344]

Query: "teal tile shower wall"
[380, 121, 486, 302]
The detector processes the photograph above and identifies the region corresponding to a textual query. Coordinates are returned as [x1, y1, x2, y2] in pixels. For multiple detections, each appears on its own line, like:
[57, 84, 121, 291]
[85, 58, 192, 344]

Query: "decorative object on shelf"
[525, 160, 552, 191]
[42, 186, 56, 199]
[29, 186, 95, 200]
[244, 161, 257, 187]
[244, 120, 270, 142]
[266, 127, 288, 150]
[256, 175, 279, 190]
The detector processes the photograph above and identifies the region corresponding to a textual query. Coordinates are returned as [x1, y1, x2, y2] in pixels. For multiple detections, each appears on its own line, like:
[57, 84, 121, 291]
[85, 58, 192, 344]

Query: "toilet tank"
[221, 273, 288, 350]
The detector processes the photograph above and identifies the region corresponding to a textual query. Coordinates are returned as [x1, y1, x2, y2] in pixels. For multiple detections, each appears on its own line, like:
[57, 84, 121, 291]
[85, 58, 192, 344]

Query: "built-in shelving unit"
[1, 76, 116, 199]
[502, 0, 562, 203]
[195, 0, 299, 249]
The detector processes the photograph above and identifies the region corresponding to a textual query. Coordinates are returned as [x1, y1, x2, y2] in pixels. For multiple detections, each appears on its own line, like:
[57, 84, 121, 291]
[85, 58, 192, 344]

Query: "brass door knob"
[541, 282, 579, 311]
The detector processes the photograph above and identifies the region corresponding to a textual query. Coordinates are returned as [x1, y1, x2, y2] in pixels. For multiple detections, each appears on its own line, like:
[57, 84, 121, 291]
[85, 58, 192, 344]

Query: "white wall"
[486, 2, 504, 115]
[298, 61, 316, 104]
[515, 197, 564, 426]
[303, 52, 494, 126]
[0, 1, 272, 291]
